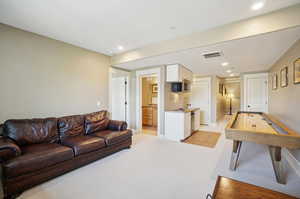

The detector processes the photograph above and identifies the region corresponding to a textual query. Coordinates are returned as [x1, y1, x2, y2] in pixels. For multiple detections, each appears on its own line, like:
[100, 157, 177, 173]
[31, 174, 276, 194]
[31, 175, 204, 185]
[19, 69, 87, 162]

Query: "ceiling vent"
[202, 51, 222, 59]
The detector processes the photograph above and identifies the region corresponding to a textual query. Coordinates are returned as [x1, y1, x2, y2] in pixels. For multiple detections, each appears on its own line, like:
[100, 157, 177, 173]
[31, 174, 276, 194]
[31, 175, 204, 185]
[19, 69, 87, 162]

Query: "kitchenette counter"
[164, 108, 200, 141]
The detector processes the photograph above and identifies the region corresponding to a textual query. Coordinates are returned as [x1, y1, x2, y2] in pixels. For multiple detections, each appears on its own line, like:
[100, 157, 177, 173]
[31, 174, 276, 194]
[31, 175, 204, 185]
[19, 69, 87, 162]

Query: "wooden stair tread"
[213, 176, 298, 199]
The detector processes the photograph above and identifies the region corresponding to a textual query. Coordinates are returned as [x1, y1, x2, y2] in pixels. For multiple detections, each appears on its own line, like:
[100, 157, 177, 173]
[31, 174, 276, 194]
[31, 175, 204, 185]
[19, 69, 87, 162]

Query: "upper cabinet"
[166, 64, 193, 82]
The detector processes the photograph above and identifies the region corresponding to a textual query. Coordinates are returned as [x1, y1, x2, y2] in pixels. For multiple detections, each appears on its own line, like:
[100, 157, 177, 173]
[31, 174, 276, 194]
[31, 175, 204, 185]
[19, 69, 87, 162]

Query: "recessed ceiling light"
[251, 1, 265, 10]
[117, 46, 124, 50]
[230, 73, 234, 77]
[222, 62, 229, 66]
[226, 70, 232, 73]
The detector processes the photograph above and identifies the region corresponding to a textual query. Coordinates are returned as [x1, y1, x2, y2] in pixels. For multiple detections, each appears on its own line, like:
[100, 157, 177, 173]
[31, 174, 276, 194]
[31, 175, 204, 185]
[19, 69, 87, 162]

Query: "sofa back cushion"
[85, 111, 109, 135]
[58, 115, 84, 140]
[3, 118, 58, 146]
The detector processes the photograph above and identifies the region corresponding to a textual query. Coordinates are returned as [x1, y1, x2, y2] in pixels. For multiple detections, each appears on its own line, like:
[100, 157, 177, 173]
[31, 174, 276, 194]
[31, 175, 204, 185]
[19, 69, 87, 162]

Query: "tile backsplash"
[165, 83, 191, 110]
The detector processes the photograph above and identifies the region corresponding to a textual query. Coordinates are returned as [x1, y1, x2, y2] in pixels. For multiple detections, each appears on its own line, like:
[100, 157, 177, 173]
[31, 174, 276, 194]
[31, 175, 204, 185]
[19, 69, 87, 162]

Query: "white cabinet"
[166, 64, 180, 82]
[166, 64, 193, 82]
[165, 111, 191, 142]
[184, 112, 191, 139]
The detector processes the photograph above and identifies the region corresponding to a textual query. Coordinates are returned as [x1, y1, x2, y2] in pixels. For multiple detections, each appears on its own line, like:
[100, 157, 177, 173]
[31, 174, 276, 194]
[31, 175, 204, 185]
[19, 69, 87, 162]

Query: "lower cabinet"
[165, 111, 191, 141]
[142, 106, 157, 127]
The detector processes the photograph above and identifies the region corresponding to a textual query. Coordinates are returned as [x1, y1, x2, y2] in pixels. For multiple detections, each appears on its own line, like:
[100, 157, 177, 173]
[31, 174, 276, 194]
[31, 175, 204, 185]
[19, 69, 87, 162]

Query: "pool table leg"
[269, 146, 285, 184]
[230, 140, 242, 171]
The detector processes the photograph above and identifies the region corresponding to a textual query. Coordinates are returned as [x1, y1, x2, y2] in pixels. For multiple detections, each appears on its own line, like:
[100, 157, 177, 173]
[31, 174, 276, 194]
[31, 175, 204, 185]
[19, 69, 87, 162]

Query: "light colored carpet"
[18, 121, 300, 199]
[183, 131, 221, 148]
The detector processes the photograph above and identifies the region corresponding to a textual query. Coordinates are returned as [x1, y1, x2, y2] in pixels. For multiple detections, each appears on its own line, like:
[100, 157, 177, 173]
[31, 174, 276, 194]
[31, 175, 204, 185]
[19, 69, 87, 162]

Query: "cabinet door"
[184, 113, 191, 139]
[152, 107, 158, 127]
[166, 64, 181, 82]
[181, 67, 193, 82]
[142, 107, 153, 126]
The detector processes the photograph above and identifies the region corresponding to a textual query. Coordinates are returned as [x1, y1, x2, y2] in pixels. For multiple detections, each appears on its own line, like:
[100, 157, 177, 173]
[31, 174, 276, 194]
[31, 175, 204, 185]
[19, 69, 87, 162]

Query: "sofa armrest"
[0, 137, 21, 162]
[108, 120, 128, 131]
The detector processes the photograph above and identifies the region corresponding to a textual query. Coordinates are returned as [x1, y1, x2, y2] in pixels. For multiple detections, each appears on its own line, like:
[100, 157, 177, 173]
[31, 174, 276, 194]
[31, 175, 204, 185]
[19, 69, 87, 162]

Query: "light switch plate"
[96, 101, 101, 107]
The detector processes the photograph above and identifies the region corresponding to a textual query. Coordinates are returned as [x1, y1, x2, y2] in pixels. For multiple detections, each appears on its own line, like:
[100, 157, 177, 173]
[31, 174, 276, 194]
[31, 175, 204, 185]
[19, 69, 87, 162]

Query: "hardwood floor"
[141, 126, 157, 136]
[212, 176, 298, 199]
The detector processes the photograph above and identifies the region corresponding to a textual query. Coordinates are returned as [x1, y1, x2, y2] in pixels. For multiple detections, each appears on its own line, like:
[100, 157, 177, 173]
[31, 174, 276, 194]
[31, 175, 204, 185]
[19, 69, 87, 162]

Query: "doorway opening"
[222, 77, 241, 116]
[191, 77, 211, 125]
[141, 75, 158, 136]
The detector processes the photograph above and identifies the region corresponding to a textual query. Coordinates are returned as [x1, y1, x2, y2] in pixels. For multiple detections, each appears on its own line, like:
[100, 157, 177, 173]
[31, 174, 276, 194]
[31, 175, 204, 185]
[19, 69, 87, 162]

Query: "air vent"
[203, 51, 222, 59]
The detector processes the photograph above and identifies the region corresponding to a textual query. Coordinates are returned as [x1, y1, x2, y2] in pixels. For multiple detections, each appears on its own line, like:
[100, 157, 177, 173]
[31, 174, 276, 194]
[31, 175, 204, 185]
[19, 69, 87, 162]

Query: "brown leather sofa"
[0, 110, 132, 199]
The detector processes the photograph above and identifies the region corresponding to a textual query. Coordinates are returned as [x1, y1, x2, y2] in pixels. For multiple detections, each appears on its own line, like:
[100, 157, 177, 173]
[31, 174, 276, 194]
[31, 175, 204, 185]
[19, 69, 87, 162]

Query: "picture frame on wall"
[272, 73, 278, 90]
[294, 58, 300, 84]
[280, 67, 288, 88]
[152, 84, 158, 93]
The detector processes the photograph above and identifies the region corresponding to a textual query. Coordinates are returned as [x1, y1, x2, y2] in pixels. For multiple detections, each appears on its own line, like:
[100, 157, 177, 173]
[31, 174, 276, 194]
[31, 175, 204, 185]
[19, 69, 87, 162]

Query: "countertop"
[165, 108, 200, 113]
[142, 104, 157, 108]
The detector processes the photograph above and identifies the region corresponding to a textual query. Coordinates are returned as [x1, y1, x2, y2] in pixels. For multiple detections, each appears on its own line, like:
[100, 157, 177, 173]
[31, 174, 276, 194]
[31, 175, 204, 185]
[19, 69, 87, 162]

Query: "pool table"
[225, 111, 300, 184]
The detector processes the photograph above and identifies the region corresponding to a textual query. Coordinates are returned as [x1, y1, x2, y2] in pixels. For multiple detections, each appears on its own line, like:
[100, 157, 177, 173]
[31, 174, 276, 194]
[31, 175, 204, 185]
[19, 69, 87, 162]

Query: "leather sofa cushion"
[85, 111, 109, 135]
[4, 143, 73, 178]
[3, 118, 58, 146]
[58, 115, 84, 140]
[61, 135, 105, 156]
[92, 130, 132, 146]
[108, 120, 128, 131]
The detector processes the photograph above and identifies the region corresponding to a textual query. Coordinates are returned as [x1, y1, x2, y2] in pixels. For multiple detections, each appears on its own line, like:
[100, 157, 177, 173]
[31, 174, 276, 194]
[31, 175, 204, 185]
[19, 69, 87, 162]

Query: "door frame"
[192, 77, 211, 125]
[136, 67, 163, 136]
[243, 73, 269, 113]
[109, 67, 130, 126]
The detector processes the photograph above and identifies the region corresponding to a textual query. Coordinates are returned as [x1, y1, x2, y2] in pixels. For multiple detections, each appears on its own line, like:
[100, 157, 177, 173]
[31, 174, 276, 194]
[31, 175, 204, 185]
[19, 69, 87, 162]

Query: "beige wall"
[211, 76, 220, 123]
[0, 23, 110, 123]
[216, 77, 226, 121]
[269, 39, 300, 160]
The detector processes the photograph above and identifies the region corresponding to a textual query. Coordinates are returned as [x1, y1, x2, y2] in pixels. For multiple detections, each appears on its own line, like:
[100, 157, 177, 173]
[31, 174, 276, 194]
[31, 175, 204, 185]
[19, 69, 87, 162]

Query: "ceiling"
[115, 27, 300, 77]
[0, 0, 299, 56]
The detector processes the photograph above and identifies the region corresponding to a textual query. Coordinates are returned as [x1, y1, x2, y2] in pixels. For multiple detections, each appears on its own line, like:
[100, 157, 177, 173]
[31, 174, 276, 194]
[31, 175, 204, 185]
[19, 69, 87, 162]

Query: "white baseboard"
[283, 148, 300, 177]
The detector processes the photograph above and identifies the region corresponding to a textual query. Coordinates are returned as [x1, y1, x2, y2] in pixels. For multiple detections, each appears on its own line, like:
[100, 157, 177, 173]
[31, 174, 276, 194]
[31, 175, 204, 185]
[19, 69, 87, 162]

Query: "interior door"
[111, 77, 127, 121]
[191, 79, 210, 125]
[245, 74, 268, 112]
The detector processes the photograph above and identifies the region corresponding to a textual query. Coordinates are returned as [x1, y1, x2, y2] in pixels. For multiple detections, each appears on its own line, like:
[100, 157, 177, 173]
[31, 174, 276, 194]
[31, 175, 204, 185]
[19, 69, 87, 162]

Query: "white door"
[111, 77, 127, 121]
[244, 74, 268, 112]
[191, 78, 211, 125]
